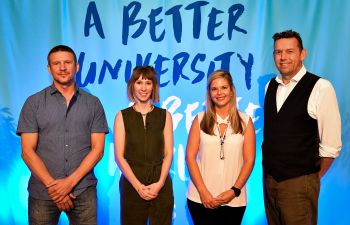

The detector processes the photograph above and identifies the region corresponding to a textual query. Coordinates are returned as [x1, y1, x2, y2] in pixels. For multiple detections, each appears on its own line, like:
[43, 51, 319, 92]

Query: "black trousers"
[120, 176, 174, 225]
[187, 199, 246, 225]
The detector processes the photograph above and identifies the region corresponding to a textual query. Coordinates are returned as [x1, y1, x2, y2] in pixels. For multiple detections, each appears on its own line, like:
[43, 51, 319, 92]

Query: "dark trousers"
[28, 186, 97, 225]
[263, 173, 320, 225]
[187, 199, 246, 225]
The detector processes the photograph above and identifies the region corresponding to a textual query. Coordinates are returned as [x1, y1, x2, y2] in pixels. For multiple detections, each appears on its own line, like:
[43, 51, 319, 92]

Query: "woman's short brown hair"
[127, 66, 159, 103]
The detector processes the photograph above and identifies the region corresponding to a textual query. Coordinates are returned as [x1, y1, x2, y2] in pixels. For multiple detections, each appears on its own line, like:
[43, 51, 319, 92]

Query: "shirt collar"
[49, 84, 80, 96]
[216, 114, 229, 124]
[275, 65, 307, 84]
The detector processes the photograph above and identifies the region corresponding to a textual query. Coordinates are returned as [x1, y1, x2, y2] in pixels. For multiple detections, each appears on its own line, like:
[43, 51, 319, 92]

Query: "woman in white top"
[186, 70, 256, 225]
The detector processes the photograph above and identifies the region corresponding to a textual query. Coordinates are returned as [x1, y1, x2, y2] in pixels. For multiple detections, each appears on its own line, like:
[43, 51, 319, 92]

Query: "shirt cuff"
[319, 144, 341, 158]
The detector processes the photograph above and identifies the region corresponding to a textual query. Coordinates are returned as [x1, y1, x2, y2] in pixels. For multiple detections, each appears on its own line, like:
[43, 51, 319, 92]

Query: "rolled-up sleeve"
[314, 81, 342, 158]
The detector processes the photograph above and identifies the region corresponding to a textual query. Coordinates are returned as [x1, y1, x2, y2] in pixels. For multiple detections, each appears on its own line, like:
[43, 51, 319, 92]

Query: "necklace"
[133, 104, 154, 116]
[133, 104, 154, 129]
[216, 118, 230, 160]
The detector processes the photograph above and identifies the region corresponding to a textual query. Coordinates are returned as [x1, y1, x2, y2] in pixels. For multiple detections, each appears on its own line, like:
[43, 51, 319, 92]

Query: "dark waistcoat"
[262, 72, 320, 182]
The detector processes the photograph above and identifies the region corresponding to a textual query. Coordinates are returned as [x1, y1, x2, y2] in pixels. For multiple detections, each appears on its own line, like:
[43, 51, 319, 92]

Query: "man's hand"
[47, 178, 75, 203]
[55, 194, 76, 212]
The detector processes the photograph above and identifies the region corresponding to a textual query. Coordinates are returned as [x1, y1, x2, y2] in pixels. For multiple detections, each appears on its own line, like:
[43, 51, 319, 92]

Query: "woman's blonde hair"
[127, 66, 159, 103]
[200, 70, 244, 135]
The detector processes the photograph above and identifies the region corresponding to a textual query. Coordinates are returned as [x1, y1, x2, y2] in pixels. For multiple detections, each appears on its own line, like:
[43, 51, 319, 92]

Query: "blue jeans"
[28, 186, 97, 225]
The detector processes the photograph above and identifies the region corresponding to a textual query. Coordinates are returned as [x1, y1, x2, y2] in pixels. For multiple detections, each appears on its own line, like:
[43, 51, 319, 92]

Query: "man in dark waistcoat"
[17, 45, 109, 225]
[262, 30, 342, 225]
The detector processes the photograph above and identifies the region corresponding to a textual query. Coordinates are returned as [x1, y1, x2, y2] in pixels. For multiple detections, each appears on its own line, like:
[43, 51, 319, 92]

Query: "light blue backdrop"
[1, 1, 349, 224]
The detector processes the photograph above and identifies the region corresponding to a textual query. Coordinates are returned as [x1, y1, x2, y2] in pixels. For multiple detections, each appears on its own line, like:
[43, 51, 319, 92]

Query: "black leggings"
[187, 199, 246, 225]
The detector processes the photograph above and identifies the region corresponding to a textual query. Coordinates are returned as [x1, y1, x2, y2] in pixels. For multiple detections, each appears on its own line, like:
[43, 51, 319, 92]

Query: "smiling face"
[133, 75, 153, 103]
[209, 77, 233, 109]
[273, 37, 306, 82]
[47, 51, 78, 87]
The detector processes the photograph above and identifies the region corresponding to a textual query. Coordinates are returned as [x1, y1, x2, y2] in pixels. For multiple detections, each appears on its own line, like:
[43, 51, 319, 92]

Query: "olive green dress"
[120, 106, 174, 225]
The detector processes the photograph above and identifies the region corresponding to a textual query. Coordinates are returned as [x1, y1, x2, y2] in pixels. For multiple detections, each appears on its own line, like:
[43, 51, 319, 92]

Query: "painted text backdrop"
[0, 1, 349, 224]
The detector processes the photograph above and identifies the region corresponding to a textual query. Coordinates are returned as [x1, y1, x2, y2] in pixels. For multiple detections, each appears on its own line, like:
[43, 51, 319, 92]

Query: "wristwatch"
[231, 186, 241, 197]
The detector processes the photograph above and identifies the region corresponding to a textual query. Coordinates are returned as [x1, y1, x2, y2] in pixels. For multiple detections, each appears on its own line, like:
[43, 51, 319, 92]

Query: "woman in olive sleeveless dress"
[114, 66, 174, 225]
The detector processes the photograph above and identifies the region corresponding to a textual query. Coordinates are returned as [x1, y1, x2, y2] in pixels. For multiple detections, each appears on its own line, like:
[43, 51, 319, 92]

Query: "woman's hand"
[136, 184, 157, 201]
[145, 181, 163, 198]
[216, 189, 235, 205]
[199, 189, 220, 209]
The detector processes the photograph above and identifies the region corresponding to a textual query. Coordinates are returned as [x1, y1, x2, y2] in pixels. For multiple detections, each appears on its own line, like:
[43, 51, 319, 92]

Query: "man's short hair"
[273, 30, 304, 50]
[47, 45, 77, 65]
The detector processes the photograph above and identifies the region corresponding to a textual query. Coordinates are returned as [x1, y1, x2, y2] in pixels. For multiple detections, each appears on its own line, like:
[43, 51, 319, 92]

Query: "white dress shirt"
[266, 65, 342, 158]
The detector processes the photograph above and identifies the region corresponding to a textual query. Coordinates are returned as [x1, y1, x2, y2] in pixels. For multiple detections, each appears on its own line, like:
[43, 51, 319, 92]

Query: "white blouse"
[187, 111, 250, 207]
